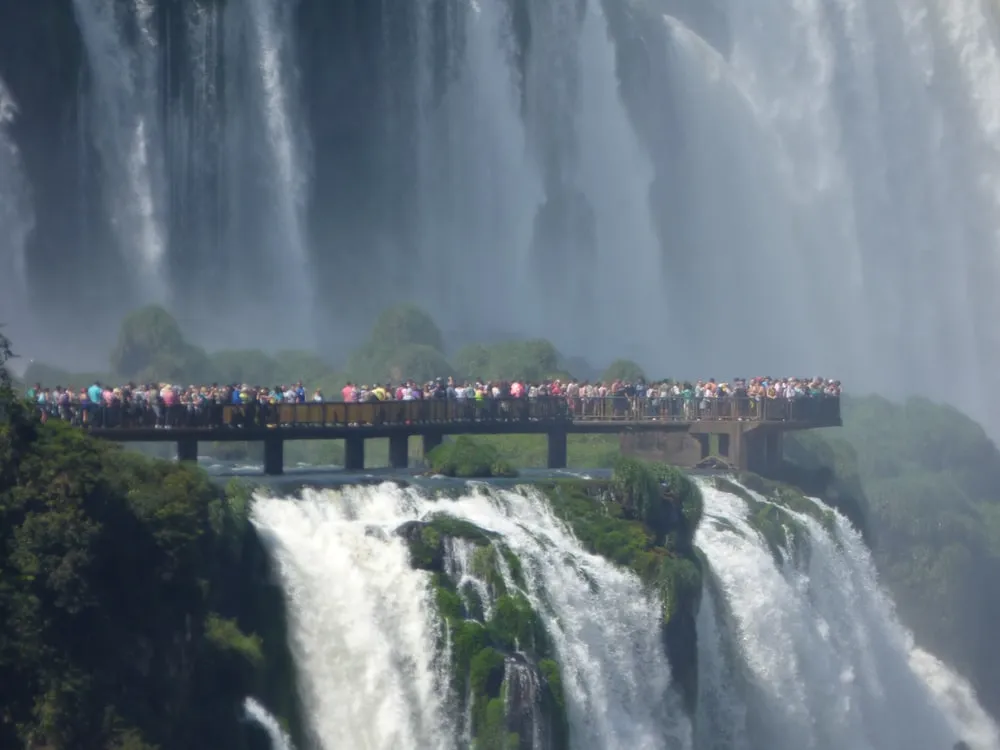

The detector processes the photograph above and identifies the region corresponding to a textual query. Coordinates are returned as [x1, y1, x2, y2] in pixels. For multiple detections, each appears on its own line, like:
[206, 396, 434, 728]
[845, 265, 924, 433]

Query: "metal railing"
[55, 395, 840, 431]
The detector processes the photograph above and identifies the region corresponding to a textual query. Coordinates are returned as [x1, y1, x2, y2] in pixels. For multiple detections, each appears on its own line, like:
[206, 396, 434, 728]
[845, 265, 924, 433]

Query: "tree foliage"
[426, 436, 518, 478]
[0, 375, 300, 748]
[0, 323, 13, 402]
[369, 303, 444, 352]
[208, 348, 280, 386]
[602, 359, 646, 383]
[452, 339, 561, 382]
[345, 341, 454, 386]
[787, 394, 1000, 716]
[110, 306, 212, 384]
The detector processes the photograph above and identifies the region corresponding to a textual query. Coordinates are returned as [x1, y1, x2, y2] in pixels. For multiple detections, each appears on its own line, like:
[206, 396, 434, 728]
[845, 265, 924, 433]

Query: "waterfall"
[0, 75, 31, 331]
[68, 0, 314, 345]
[694, 575, 751, 750]
[694, 478, 1000, 750]
[240, 0, 313, 339]
[250, 482, 692, 750]
[11, 0, 1000, 409]
[251, 487, 453, 750]
[72, 0, 168, 303]
[576, 0, 665, 364]
[411, 0, 542, 333]
[647, 0, 1000, 426]
[244, 697, 295, 750]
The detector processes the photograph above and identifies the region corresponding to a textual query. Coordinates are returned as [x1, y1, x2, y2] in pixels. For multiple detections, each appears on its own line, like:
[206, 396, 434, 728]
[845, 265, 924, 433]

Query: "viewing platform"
[82, 396, 841, 475]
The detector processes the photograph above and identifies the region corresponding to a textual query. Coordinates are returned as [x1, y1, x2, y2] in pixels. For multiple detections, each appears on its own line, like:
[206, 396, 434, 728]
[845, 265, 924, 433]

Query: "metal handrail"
[51, 395, 840, 431]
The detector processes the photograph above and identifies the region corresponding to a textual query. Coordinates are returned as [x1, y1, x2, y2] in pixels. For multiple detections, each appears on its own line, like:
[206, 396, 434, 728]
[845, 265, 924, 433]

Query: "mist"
[2, 0, 1000, 424]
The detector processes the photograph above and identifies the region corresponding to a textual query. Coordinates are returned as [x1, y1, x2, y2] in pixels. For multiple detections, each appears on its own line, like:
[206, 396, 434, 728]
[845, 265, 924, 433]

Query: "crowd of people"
[23, 375, 841, 429]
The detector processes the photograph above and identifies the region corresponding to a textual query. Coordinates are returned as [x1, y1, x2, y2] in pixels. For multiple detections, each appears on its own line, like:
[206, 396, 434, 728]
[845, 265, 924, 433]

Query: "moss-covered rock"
[536, 459, 705, 713]
[403, 513, 567, 750]
[714, 474, 835, 565]
[427, 436, 519, 478]
[733, 473, 837, 531]
[0, 417, 305, 750]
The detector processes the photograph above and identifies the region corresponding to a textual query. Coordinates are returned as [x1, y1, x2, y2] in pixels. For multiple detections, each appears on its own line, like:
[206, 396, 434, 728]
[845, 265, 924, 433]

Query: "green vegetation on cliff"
[710, 475, 835, 565]
[0, 335, 302, 749]
[22, 302, 1000, 723]
[536, 458, 704, 713]
[398, 517, 569, 750]
[783, 395, 1000, 717]
[427, 436, 519, 478]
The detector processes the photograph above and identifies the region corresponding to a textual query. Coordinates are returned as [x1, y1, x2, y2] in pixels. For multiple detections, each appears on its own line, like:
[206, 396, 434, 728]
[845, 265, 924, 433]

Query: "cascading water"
[72, 0, 168, 304]
[240, 0, 313, 340]
[244, 697, 296, 750]
[0, 75, 31, 333]
[250, 482, 692, 750]
[645, 0, 1000, 426]
[65, 0, 315, 346]
[576, 0, 665, 363]
[411, 0, 542, 333]
[693, 575, 751, 750]
[693, 477, 1000, 750]
[8, 0, 1000, 417]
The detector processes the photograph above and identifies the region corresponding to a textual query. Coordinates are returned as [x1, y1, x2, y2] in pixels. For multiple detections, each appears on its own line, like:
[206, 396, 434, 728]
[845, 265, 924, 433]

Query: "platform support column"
[345, 435, 365, 471]
[547, 429, 568, 470]
[744, 429, 783, 474]
[389, 434, 409, 469]
[718, 432, 731, 459]
[695, 434, 710, 461]
[263, 436, 284, 476]
[423, 433, 443, 460]
[177, 438, 198, 464]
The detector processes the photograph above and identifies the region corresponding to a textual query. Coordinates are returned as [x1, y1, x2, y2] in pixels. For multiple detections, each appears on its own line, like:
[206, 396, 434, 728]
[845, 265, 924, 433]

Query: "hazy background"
[2, 0, 1000, 421]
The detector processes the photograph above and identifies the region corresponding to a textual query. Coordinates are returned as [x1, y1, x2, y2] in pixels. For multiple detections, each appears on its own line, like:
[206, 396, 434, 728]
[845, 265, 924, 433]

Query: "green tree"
[271, 350, 334, 385]
[369, 303, 444, 352]
[452, 344, 493, 381]
[602, 359, 646, 383]
[0, 323, 12, 398]
[110, 306, 211, 383]
[346, 342, 453, 385]
[22, 361, 109, 391]
[452, 339, 561, 382]
[0, 416, 288, 748]
[787, 394, 1000, 714]
[208, 349, 280, 386]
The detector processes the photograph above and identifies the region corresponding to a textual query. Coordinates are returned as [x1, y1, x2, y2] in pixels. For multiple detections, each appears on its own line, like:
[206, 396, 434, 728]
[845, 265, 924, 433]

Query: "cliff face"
[394, 465, 705, 747]
[0, 0, 697, 358]
[0, 408, 304, 750]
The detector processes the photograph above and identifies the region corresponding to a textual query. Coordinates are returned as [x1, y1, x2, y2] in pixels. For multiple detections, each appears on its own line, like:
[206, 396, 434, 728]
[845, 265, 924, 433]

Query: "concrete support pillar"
[695, 433, 710, 461]
[345, 435, 365, 471]
[177, 438, 198, 464]
[389, 434, 409, 469]
[764, 431, 784, 472]
[718, 432, 730, 459]
[263, 436, 284, 476]
[547, 429, 568, 470]
[744, 429, 783, 475]
[423, 433, 443, 459]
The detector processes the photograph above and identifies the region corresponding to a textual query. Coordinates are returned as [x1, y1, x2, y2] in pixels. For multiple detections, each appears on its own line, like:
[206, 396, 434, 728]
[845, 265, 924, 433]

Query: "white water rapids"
[0, 74, 31, 337]
[694, 478, 1000, 750]
[249, 479, 999, 750]
[251, 482, 690, 750]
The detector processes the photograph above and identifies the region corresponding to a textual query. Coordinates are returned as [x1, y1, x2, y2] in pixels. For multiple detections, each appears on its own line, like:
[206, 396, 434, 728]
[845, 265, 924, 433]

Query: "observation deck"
[83, 396, 842, 474]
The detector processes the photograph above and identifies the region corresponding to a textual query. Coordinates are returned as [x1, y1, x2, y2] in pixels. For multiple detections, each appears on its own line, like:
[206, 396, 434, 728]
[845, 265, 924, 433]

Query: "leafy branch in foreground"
[0, 323, 13, 391]
[0, 324, 17, 421]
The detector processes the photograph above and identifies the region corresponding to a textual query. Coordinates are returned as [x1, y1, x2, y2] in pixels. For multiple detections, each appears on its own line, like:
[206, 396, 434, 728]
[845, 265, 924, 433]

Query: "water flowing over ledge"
[250, 482, 692, 750]
[693, 477, 1000, 750]
[247, 476, 998, 750]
